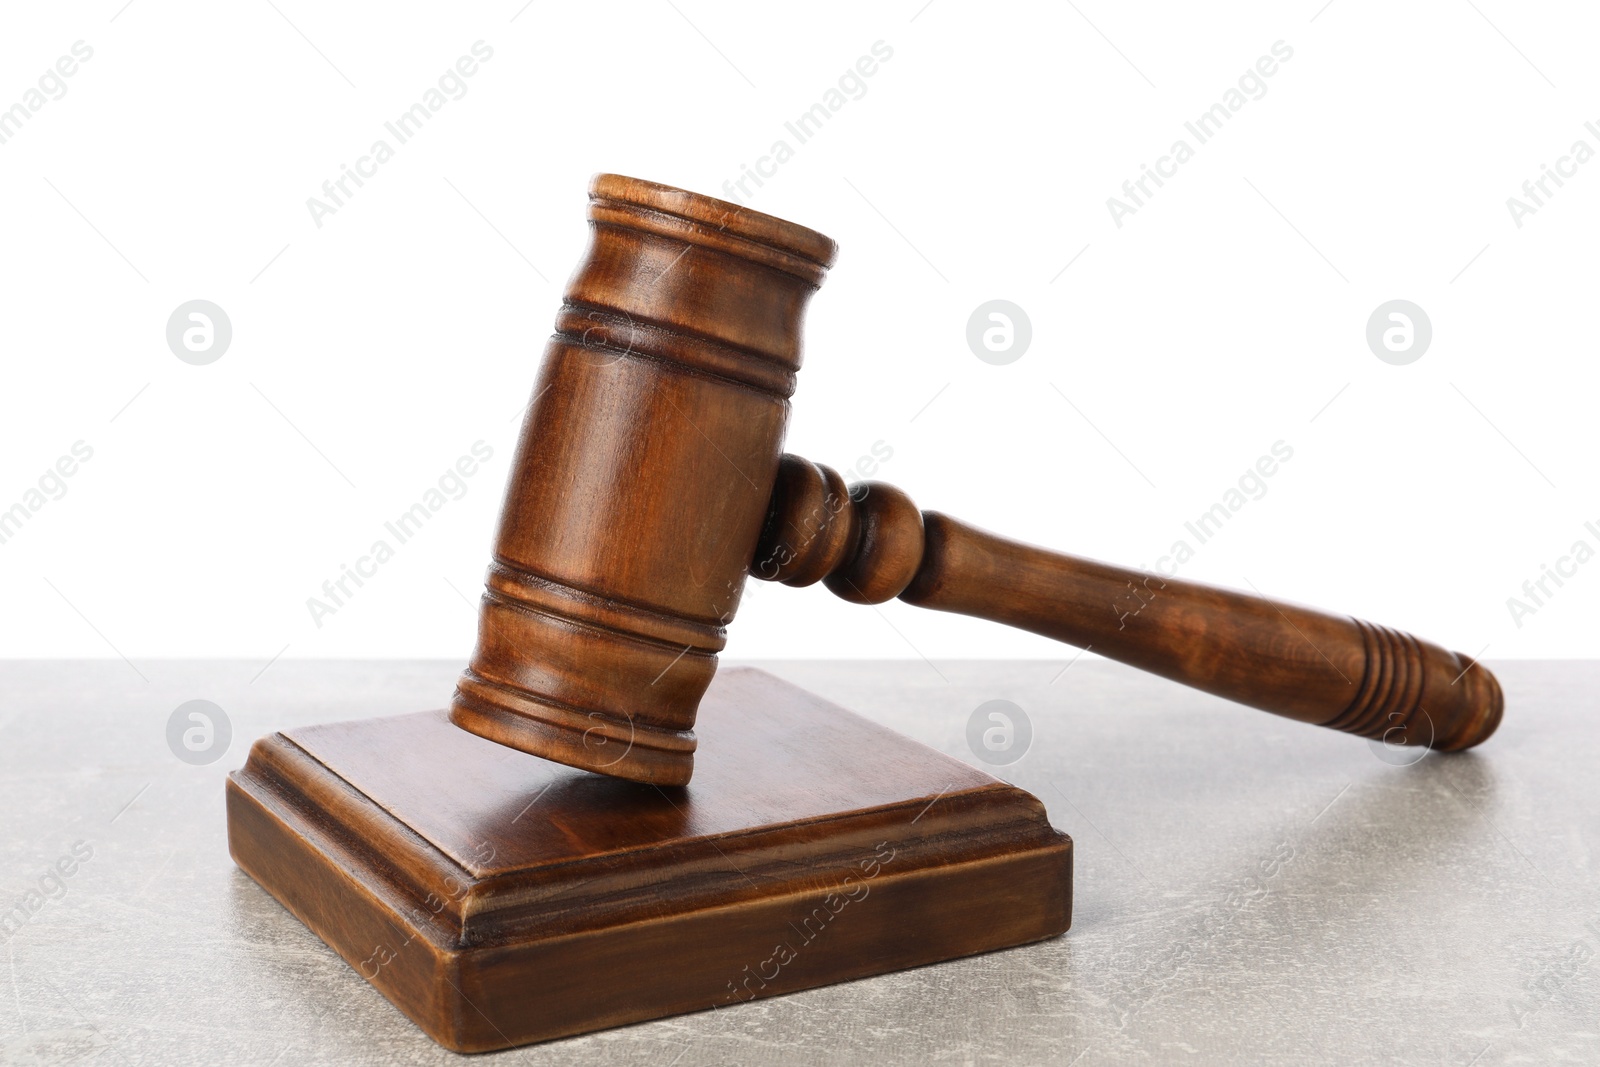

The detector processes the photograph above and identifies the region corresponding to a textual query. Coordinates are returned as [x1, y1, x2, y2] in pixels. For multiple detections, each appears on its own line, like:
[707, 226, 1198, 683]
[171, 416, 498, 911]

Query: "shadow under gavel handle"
[753, 455, 1502, 752]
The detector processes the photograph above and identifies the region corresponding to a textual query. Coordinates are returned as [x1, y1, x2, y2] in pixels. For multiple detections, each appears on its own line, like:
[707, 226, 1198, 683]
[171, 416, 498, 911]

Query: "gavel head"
[450, 175, 838, 786]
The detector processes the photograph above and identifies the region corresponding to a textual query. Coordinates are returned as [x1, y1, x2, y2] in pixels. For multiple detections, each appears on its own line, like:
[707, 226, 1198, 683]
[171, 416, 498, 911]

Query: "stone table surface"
[0, 659, 1594, 1066]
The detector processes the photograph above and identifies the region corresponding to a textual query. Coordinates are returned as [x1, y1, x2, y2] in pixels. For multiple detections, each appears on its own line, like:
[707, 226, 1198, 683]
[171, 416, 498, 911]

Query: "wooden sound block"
[226, 668, 1071, 1052]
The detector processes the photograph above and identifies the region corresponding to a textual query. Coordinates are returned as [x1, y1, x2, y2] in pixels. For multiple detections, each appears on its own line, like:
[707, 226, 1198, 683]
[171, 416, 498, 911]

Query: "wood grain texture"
[755, 455, 1503, 753]
[228, 668, 1072, 1052]
[449, 174, 1500, 786]
[451, 175, 839, 786]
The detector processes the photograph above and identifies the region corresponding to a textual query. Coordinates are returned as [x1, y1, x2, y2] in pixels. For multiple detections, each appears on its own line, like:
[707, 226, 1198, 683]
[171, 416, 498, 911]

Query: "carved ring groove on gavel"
[449, 174, 1503, 785]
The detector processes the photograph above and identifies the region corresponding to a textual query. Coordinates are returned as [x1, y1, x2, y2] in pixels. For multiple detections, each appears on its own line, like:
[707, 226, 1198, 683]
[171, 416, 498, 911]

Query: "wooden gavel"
[450, 174, 1502, 785]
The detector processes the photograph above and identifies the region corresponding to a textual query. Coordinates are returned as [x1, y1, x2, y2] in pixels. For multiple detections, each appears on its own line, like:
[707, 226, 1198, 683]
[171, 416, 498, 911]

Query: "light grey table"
[0, 659, 1594, 1066]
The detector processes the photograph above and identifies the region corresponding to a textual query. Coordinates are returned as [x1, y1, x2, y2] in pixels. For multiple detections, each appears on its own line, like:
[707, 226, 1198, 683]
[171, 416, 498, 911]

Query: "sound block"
[226, 668, 1072, 1052]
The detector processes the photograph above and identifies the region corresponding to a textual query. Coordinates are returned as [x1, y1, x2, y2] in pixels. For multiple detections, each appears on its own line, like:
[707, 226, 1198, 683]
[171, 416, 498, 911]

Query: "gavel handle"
[753, 455, 1502, 751]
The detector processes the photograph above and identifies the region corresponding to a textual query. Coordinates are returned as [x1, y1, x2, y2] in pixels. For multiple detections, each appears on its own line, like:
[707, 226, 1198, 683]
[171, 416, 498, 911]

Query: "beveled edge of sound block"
[226, 668, 1071, 1052]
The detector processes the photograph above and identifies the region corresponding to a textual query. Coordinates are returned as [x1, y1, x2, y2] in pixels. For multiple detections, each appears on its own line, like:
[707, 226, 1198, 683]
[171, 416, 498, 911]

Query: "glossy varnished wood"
[451, 175, 839, 785]
[450, 176, 1501, 785]
[755, 455, 1503, 752]
[228, 668, 1072, 1052]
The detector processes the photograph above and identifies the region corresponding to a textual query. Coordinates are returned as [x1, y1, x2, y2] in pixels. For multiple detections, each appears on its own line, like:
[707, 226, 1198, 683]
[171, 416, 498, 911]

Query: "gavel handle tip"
[1436, 654, 1504, 752]
[753, 456, 1508, 754]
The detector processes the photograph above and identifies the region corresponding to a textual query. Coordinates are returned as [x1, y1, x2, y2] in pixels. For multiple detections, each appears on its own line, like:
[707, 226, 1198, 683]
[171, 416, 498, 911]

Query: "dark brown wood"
[755, 455, 1503, 752]
[449, 174, 1501, 783]
[450, 174, 838, 786]
[227, 668, 1071, 1052]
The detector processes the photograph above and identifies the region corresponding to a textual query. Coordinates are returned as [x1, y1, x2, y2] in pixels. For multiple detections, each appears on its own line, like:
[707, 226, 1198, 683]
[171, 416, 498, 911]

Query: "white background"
[0, 0, 1595, 670]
